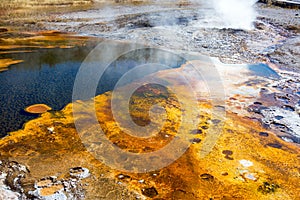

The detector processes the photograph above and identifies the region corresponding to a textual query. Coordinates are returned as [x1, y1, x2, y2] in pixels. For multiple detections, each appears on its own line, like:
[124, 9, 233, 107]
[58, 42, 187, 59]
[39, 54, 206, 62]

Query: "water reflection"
[0, 43, 186, 136]
[0, 46, 96, 136]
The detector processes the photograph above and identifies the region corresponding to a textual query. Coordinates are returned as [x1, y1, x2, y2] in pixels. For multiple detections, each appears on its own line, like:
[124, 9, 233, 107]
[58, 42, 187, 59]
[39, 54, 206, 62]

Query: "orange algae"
[39, 184, 64, 196]
[0, 87, 299, 199]
[0, 36, 298, 198]
[0, 58, 23, 71]
[0, 30, 100, 52]
[25, 104, 52, 114]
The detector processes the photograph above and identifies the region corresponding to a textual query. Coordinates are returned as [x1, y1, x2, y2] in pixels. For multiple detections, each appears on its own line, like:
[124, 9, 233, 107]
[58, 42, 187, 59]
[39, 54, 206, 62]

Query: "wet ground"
[0, 71, 299, 199]
[0, 1, 299, 199]
[2, 0, 299, 141]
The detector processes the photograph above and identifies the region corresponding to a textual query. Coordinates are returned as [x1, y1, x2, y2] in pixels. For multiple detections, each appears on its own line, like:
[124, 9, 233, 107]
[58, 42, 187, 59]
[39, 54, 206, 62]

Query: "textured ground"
[0, 75, 299, 199]
[0, 1, 299, 199]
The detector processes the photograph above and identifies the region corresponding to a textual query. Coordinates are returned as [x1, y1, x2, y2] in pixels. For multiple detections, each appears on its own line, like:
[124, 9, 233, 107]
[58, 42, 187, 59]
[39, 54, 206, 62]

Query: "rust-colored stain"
[24, 104, 52, 114]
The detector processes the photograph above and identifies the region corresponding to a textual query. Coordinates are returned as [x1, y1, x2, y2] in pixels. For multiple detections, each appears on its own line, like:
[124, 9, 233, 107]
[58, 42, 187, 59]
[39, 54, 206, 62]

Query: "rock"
[141, 187, 158, 198]
[259, 132, 269, 137]
[222, 150, 233, 156]
[261, 107, 300, 141]
[117, 174, 131, 180]
[190, 129, 203, 134]
[30, 170, 88, 199]
[138, 179, 145, 184]
[254, 22, 265, 30]
[258, 182, 279, 194]
[221, 172, 229, 176]
[225, 155, 234, 160]
[24, 104, 52, 114]
[117, 174, 125, 180]
[247, 104, 267, 115]
[211, 119, 221, 125]
[47, 127, 55, 133]
[0, 161, 30, 199]
[0, 187, 20, 200]
[266, 143, 282, 149]
[281, 136, 294, 142]
[200, 173, 214, 181]
[29, 185, 67, 200]
[36, 177, 55, 188]
[191, 138, 201, 144]
[242, 172, 258, 181]
[222, 150, 234, 160]
[69, 167, 90, 179]
[267, 36, 300, 71]
[259, 0, 300, 9]
[282, 105, 295, 111]
[239, 160, 253, 168]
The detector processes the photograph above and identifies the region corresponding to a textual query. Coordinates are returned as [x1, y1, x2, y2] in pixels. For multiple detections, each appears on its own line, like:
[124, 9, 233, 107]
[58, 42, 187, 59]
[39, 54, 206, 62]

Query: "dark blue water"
[0, 46, 94, 136]
[0, 45, 186, 137]
[248, 63, 280, 79]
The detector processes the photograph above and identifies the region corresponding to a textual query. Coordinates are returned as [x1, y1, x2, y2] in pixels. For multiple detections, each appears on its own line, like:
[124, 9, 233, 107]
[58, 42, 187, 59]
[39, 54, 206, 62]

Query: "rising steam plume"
[212, 0, 258, 30]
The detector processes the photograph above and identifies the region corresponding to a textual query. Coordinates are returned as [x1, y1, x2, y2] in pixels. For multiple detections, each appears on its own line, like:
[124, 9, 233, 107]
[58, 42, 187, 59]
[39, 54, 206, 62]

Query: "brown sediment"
[25, 104, 52, 114]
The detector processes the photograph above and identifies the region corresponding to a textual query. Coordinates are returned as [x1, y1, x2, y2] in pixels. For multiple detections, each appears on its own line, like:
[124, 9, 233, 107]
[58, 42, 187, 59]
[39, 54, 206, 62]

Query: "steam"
[212, 0, 258, 30]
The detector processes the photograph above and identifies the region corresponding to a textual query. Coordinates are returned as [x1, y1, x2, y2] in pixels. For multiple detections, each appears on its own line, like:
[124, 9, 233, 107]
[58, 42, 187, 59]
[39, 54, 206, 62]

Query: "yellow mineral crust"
[0, 87, 299, 199]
